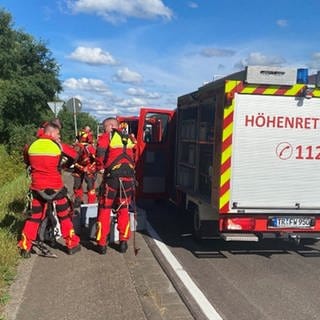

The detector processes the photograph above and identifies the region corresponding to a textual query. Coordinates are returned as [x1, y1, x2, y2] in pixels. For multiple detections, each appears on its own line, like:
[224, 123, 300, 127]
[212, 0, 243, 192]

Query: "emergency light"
[246, 66, 297, 86]
[296, 68, 308, 84]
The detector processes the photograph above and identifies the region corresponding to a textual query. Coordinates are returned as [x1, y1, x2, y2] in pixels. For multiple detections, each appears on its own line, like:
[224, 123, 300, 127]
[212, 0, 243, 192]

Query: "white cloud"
[312, 52, 320, 60]
[188, 2, 198, 8]
[276, 19, 288, 27]
[113, 67, 143, 84]
[200, 47, 235, 57]
[116, 97, 146, 107]
[235, 52, 286, 68]
[69, 46, 117, 65]
[67, 0, 173, 23]
[126, 87, 161, 99]
[63, 77, 112, 95]
[307, 52, 320, 69]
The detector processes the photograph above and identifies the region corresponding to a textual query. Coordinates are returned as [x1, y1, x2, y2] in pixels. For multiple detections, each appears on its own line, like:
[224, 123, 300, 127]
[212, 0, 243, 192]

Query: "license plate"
[269, 216, 314, 228]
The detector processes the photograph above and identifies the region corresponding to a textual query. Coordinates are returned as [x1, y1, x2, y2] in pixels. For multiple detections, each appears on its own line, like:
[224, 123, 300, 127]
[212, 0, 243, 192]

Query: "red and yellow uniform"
[73, 130, 97, 205]
[95, 129, 136, 249]
[18, 134, 80, 253]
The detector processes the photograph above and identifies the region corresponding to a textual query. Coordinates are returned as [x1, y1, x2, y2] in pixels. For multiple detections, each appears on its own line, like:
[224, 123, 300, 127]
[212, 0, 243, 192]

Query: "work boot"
[119, 241, 128, 253]
[97, 245, 107, 255]
[67, 244, 81, 255]
[20, 249, 31, 259]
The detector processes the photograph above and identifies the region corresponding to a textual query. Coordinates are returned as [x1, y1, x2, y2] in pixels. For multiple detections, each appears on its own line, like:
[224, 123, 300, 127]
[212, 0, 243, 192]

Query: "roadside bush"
[0, 144, 25, 186]
[5, 124, 37, 161]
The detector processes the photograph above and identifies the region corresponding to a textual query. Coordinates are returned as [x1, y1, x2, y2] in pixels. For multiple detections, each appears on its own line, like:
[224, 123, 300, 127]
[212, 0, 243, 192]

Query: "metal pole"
[73, 97, 78, 137]
[97, 123, 100, 140]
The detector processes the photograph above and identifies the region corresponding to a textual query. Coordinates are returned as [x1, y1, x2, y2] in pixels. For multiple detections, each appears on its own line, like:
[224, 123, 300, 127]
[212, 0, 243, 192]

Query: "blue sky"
[1, 0, 320, 121]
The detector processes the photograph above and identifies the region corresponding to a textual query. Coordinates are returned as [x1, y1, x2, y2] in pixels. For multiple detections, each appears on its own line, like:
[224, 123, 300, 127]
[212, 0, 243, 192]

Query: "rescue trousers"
[96, 177, 134, 246]
[18, 188, 80, 252]
[73, 172, 97, 205]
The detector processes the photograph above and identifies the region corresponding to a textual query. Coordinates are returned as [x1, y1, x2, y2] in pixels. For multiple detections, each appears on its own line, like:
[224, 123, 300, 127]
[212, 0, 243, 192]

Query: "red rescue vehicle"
[122, 66, 320, 244]
[173, 66, 320, 243]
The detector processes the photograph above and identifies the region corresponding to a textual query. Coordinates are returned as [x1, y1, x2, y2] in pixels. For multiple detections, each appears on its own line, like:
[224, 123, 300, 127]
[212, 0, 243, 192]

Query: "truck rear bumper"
[219, 215, 320, 235]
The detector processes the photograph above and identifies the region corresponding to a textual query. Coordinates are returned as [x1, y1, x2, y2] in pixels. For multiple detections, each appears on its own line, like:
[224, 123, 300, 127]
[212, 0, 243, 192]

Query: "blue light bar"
[297, 68, 308, 84]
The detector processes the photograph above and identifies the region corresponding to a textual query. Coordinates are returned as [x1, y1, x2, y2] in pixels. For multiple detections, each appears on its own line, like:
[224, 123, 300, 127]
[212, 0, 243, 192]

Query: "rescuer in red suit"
[72, 127, 97, 206]
[18, 121, 81, 258]
[36, 118, 62, 138]
[95, 118, 136, 254]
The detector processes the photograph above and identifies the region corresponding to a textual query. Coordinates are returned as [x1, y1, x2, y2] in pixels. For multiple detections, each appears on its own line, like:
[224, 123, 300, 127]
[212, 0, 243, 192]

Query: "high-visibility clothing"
[95, 129, 136, 245]
[72, 142, 97, 204]
[18, 135, 80, 252]
[26, 134, 77, 190]
[96, 177, 133, 246]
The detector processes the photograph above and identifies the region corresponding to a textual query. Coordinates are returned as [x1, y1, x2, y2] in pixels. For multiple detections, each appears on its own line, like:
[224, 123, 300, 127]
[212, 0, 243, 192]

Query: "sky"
[1, 0, 320, 122]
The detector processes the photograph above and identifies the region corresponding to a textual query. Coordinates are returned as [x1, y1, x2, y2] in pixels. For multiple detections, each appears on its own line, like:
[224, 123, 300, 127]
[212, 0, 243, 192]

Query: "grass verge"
[0, 173, 29, 318]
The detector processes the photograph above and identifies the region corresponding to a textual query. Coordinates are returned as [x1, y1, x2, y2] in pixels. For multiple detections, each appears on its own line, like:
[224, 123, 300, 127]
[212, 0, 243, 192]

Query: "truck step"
[220, 233, 259, 242]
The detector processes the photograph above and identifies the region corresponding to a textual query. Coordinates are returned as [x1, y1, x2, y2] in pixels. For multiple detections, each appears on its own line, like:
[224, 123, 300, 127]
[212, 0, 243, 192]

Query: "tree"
[0, 8, 61, 151]
[58, 107, 99, 144]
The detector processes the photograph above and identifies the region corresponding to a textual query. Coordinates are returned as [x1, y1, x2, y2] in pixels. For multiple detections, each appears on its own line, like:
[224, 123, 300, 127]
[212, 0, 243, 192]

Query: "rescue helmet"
[119, 122, 129, 134]
[78, 128, 93, 143]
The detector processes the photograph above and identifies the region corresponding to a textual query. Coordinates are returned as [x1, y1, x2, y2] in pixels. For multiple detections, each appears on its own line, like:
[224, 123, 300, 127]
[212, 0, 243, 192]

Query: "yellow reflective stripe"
[220, 167, 231, 187]
[21, 233, 28, 250]
[28, 139, 61, 156]
[225, 80, 239, 93]
[284, 84, 304, 96]
[263, 87, 278, 95]
[222, 122, 233, 143]
[313, 89, 320, 97]
[109, 132, 135, 148]
[96, 222, 102, 241]
[240, 86, 256, 94]
[67, 229, 75, 247]
[111, 164, 121, 170]
[219, 190, 230, 210]
[123, 222, 130, 238]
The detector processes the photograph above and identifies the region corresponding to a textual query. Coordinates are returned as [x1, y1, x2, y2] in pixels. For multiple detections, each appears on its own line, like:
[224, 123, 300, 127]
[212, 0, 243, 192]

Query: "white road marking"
[146, 221, 223, 320]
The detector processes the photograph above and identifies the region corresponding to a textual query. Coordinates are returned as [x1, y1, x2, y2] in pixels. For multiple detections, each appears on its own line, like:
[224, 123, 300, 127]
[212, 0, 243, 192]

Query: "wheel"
[192, 207, 202, 242]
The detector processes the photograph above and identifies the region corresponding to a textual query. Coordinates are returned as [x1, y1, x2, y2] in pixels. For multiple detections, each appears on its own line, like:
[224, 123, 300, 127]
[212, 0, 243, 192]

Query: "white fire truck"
[174, 66, 320, 243]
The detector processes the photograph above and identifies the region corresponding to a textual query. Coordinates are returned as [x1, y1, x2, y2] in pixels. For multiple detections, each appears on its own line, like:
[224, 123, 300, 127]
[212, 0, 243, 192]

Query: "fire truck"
[174, 66, 320, 243]
[120, 66, 320, 244]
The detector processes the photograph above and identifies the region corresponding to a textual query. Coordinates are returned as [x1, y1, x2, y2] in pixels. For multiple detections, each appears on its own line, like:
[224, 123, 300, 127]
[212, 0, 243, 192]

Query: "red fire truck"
[122, 66, 320, 244]
[173, 66, 320, 243]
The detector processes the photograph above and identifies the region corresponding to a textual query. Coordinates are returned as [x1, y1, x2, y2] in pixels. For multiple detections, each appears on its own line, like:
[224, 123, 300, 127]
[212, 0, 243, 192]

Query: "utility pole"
[66, 97, 82, 137]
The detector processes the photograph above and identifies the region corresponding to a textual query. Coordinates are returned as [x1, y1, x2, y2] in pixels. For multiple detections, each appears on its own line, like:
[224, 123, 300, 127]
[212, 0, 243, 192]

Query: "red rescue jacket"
[26, 134, 78, 190]
[96, 129, 136, 177]
[73, 142, 96, 175]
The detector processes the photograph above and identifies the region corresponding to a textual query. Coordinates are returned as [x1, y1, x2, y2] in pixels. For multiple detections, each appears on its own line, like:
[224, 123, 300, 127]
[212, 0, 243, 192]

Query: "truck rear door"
[135, 108, 176, 199]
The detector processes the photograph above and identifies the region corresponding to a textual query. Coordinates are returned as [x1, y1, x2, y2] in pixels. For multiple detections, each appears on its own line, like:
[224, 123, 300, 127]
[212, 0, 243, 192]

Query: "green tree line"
[0, 8, 98, 158]
[0, 9, 99, 314]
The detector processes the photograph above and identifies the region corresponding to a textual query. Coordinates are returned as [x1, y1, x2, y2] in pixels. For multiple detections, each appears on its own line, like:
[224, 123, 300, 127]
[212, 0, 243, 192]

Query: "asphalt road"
[144, 200, 320, 320]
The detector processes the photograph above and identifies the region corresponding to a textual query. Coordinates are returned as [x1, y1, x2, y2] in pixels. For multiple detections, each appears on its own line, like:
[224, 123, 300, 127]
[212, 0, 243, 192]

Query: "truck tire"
[192, 207, 202, 242]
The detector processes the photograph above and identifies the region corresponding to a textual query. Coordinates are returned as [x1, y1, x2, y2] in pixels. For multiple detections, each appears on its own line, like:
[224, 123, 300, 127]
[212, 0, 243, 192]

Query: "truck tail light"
[223, 217, 255, 231]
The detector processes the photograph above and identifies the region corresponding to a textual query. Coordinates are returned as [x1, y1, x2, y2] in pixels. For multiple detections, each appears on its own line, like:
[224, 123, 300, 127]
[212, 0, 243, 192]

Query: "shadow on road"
[137, 199, 320, 259]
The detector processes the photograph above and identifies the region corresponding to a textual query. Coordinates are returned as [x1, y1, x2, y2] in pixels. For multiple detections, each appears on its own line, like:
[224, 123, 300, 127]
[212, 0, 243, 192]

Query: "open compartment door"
[135, 108, 176, 199]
